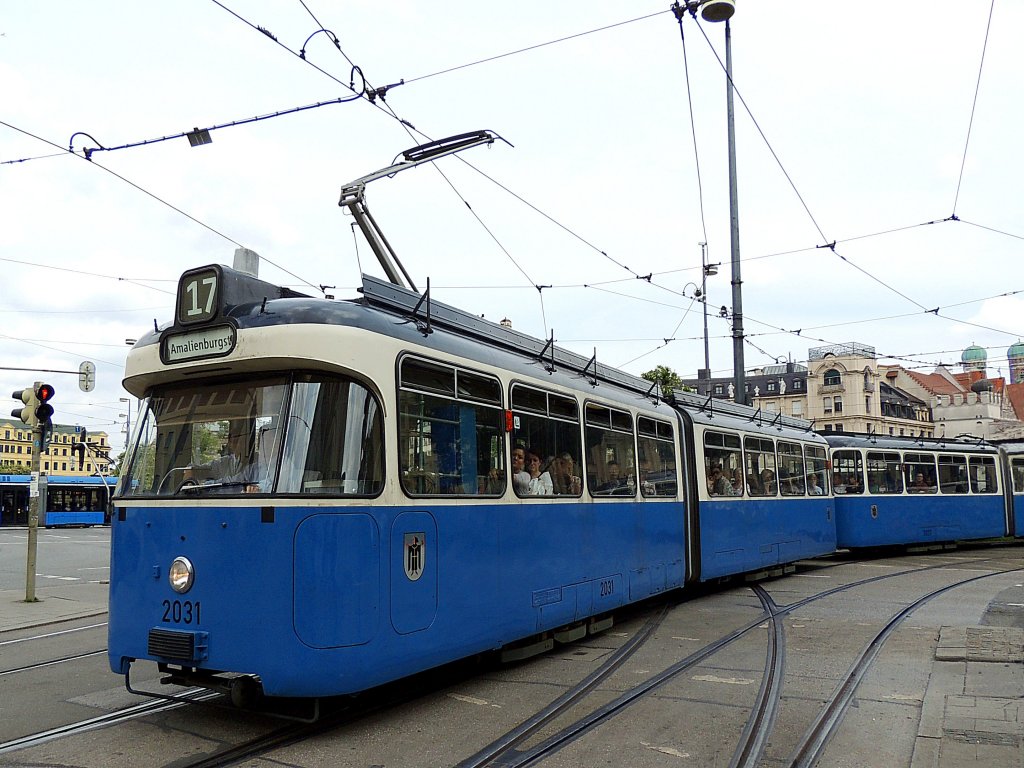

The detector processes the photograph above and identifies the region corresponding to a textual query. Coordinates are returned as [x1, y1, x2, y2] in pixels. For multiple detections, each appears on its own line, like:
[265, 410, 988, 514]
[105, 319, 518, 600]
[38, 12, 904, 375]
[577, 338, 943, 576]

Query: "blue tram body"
[824, 434, 1012, 549]
[0, 474, 109, 527]
[108, 265, 839, 700]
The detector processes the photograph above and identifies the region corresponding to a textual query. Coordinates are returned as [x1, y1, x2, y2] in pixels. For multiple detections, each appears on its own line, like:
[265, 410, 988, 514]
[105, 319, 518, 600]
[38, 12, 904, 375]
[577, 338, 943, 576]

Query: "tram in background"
[0, 474, 111, 527]
[107, 263, 838, 702]
[824, 434, 1016, 548]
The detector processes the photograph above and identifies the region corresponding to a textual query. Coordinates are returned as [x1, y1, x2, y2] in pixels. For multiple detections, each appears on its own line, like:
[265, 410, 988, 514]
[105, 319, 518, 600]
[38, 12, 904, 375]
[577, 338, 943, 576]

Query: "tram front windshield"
[119, 374, 384, 497]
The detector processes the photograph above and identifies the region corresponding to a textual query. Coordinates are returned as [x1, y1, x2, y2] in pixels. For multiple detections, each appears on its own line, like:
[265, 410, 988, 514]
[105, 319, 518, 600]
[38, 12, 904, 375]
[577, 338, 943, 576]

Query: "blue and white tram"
[0, 474, 109, 527]
[108, 264, 837, 701]
[824, 434, 1013, 548]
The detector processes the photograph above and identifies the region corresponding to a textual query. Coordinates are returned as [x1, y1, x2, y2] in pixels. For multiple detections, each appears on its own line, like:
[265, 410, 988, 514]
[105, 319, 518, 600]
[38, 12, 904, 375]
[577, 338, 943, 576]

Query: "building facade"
[0, 420, 111, 476]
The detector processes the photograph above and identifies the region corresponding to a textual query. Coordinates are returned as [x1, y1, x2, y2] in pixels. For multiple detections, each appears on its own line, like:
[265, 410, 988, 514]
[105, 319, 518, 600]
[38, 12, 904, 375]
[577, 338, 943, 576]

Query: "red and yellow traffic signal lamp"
[10, 382, 55, 428]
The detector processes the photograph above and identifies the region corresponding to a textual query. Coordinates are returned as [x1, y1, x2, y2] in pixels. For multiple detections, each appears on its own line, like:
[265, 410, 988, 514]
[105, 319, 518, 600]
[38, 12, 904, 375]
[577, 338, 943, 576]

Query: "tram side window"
[744, 436, 777, 497]
[510, 386, 582, 497]
[777, 441, 805, 496]
[904, 452, 937, 493]
[1012, 458, 1024, 493]
[937, 455, 968, 494]
[704, 431, 742, 497]
[398, 358, 504, 497]
[278, 376, 384, 496]
[866, 452, 902, 494]
[804, 445, 828, 495]
[637, 417, 677, 498]
[969, 456, 998, 494]
[585, 404, 635, 497]
[832, 450, 863, 494]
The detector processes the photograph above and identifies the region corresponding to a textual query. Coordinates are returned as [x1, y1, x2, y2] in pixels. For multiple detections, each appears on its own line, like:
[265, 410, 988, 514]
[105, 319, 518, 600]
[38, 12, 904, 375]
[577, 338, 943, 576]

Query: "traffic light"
[9, 383, 55, 428]
[73, 428, 88, 470]
[35, 383, 55, 426]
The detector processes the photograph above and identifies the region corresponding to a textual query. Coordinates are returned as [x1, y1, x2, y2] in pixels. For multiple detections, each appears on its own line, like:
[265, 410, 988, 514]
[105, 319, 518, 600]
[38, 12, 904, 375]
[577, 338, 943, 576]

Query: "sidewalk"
[0, 581, 109, 633]
[911, 626, 1024, 767]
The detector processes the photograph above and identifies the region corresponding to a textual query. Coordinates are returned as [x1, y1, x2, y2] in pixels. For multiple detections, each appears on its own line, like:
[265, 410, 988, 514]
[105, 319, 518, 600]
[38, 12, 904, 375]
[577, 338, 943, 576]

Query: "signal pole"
[25, 420, 43, 602]
[11, 382, 55, 603]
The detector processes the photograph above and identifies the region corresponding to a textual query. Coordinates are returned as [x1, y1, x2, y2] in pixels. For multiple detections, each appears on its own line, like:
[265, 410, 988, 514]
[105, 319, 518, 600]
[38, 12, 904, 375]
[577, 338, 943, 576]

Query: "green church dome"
[961, 344, 987, 363]
[1007, 341, 1024, 359]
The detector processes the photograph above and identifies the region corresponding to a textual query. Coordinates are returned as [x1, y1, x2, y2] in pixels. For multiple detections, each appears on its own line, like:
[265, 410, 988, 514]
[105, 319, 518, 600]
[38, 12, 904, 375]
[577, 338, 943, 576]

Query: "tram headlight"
[168, 557, 195, 594]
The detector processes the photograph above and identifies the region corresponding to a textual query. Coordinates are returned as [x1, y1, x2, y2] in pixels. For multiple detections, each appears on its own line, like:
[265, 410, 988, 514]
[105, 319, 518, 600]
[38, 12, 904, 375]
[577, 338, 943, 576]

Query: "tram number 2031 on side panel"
[161, 599, 202, 625]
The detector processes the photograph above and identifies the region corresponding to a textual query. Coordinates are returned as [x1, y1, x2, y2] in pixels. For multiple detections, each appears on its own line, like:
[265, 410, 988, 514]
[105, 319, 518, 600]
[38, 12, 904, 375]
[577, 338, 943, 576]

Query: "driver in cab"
[185, 427, 262, 493]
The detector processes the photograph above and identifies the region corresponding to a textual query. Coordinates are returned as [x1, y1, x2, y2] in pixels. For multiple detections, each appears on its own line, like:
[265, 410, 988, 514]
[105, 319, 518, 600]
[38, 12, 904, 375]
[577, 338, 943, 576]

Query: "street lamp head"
[700, 0, 735, 22]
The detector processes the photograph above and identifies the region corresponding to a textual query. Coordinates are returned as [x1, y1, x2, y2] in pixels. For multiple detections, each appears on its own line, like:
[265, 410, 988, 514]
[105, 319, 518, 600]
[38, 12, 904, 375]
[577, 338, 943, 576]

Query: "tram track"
[0, 648, 106, 677]
[0, 692, 213, 756]
[454, 552, 1020, 768]
[729, 584, 785, 768]
[786, 564, 1024, 767]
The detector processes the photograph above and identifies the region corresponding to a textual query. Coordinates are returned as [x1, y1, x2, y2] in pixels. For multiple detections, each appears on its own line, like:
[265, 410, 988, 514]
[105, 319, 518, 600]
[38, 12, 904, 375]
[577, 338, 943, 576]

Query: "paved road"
[0, 526, 110, 593]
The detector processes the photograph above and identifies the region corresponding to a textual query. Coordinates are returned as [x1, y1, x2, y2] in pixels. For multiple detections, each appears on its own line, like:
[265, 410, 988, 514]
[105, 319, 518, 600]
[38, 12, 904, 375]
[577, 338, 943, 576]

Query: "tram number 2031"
[599, 579, 615, 597]
[162, 599, 201, 625]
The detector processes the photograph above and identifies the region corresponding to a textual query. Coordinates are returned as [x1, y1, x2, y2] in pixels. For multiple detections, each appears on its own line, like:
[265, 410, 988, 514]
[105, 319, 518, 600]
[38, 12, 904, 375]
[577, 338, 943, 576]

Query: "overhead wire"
[402, 9, 669, 85]
[952, 0, 996, 215]
[0, 118, 323, 296]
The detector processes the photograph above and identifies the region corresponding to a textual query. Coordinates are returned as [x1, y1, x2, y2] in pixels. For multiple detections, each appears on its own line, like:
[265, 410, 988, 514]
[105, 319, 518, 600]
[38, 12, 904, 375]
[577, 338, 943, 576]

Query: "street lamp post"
[119, 397, 132, 440]
[699, 242, 718, 386]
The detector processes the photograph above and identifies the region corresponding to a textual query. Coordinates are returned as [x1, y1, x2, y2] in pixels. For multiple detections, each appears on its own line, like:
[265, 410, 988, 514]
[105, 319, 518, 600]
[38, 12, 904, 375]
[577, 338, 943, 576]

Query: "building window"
[793, 380, 802, 391]
[834, 424, 844, 432]
[792, 401, 803, 417]
[823, 369, 841, 387]
[767, 382, 776, 392]
[823, 396, 833, 414]
[834, 396, 843, 413]
[714, 384, 723, 395]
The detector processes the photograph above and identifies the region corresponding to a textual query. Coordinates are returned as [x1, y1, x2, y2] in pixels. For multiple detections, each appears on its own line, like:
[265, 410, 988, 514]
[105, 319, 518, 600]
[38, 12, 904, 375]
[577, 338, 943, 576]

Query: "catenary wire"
[952, 0, 996, 215]
[401, 9, 669, 85]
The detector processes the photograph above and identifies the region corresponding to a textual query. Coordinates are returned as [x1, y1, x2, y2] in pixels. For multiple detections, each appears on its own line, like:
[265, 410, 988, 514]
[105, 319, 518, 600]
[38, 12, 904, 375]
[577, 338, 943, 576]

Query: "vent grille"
[148, 628, 207, 661]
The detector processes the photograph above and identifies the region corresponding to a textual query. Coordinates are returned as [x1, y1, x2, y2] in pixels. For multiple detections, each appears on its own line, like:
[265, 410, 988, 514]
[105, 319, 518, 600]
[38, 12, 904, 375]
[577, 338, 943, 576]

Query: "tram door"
[1, 488, 28, 526]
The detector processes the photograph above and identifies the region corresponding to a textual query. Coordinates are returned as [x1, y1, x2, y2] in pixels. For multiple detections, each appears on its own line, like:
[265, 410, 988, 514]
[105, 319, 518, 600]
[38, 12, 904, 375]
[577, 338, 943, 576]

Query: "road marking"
[641, 742, 690, 758]
[692, 674, 755, 685]
[447, 693, 495, 707]
[38, 575, 80, 581]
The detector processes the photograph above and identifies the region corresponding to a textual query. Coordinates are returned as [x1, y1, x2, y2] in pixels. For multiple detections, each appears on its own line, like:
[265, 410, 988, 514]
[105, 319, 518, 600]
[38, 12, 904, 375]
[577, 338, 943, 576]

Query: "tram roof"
[824, 432, 998, 454]
[130, 267, 817, 434]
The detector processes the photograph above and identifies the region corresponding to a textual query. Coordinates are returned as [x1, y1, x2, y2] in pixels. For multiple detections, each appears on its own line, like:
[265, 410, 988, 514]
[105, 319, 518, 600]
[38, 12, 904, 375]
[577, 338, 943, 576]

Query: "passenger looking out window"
[524, 449, 553, 495]
[550, 452, 582, 495]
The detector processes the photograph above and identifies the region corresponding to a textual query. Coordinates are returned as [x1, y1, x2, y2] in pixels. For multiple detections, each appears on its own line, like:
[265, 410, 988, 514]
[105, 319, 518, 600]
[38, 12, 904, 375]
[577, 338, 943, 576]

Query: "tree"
[642, 365, 685, 396]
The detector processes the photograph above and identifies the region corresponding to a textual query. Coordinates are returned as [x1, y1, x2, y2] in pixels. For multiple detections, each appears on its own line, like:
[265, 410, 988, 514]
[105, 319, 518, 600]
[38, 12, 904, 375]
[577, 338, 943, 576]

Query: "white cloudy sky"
[2, 0, 1022, 454]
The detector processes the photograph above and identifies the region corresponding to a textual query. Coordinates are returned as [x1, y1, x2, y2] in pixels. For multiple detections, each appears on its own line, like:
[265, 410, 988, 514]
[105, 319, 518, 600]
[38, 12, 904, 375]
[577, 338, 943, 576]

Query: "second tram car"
[109, 265, 839, 701]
